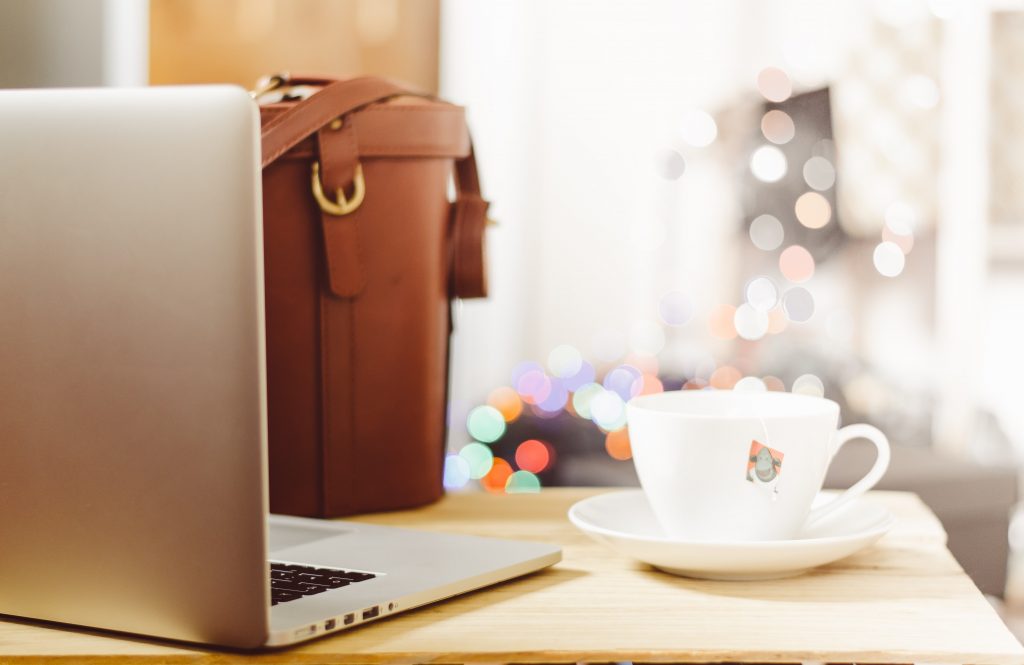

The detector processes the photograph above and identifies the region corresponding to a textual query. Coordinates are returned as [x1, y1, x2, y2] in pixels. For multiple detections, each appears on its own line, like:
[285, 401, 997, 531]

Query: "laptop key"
[272, 579, 317, 593]
[271, 570, 295, 581]
[272, 590, 301, 603]
[335, 571, 375, 582]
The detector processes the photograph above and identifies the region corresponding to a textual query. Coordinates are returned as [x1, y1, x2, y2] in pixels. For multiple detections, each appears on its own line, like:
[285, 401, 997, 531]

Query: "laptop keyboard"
[270, 562, 376, 606]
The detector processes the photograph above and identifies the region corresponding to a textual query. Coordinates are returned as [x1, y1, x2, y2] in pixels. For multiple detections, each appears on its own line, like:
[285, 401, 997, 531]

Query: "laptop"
[0, 85, 560, 649]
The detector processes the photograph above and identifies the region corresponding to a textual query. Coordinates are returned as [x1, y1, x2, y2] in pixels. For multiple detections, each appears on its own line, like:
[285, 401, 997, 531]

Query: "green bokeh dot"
[459, 442, 494, 479]
[466, 405, 506, 443]
[505, 470, 541, 493]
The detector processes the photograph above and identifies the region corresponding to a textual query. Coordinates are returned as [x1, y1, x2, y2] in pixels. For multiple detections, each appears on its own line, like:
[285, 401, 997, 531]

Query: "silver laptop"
[0, 85, 560, 649]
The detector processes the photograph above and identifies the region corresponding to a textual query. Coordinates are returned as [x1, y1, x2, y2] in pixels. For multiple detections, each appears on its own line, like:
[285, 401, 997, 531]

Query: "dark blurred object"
[826, 441, 1015, 597]
[742, 88, 846, 263]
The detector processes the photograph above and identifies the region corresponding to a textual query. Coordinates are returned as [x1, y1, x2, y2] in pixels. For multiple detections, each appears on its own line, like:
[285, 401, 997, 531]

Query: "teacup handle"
[804, 424, 891, 528]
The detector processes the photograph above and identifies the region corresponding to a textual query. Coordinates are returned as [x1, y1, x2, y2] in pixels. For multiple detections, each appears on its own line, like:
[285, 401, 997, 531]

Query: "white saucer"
[568, 489, 895, 581]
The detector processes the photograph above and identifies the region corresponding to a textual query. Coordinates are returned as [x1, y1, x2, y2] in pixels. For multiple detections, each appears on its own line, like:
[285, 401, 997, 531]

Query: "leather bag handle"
[260, 75, 411, 170]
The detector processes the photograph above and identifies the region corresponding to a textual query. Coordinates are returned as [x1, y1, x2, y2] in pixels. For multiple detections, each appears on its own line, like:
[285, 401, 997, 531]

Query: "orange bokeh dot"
[683, 378, 709, 390]
[605, 428, 632, 461]
[794, 192, 832, 229]
[709, 304, 738, 340]
[757, 67, 792, 103]
[515, 439, 551, 474]
[710, 365, 742, 389]
[767, 306, 788, 334]
[481, 458, 514, 494]
[763, 375, 786, 392]
[635, 373, 664, 396]
[487, 386, 523, 422]
[779, 245, 815, 283]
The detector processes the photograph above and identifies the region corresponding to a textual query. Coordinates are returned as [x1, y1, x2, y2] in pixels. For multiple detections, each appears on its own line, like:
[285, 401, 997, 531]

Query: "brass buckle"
[311, 161, 365, 216]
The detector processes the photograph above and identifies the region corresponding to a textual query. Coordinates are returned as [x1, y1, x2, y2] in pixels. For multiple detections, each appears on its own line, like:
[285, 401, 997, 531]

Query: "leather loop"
[450, 144, 488, 299]
[316, 126, 366, 298]
[450, 195, 489, 299]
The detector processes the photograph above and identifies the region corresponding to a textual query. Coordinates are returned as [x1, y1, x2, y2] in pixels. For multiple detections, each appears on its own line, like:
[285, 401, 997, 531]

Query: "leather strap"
[261, 76, 412, 169]
[316, 124, 366, 297]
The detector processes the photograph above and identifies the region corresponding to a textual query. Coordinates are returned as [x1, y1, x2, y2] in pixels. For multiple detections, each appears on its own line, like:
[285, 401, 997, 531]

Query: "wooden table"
[1, 489, 1021, 664]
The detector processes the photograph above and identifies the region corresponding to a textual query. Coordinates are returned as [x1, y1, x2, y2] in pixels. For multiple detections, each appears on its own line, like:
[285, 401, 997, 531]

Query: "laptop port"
[325, 619, 336, 631]
[343, 613, 355, 625]
[362, 606, 379, 620]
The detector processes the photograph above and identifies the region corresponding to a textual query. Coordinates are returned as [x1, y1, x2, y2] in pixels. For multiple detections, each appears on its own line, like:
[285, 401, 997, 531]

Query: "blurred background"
[2, 0, 1022, 628]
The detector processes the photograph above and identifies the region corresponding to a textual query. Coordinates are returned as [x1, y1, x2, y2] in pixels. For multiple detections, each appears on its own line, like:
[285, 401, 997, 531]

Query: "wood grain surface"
[0, 488, 1020, 664]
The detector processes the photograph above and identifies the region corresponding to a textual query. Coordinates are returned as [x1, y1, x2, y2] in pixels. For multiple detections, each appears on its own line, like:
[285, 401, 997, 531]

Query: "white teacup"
[626, 390, 890, 542]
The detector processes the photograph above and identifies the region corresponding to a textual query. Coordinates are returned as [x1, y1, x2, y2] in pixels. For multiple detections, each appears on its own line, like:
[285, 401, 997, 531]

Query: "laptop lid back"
[0, 86, 269, 648]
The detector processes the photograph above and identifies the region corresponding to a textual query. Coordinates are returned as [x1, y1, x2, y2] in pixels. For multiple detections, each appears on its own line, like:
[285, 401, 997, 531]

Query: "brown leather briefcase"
[256, 74, 488, 517]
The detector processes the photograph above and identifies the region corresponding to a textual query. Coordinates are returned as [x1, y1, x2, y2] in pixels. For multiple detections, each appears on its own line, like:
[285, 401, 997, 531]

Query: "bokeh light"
[563, 360, 596, 392]
[536, 378, 569, 413]
[763, 375, 786, 392]
[481, 458, 514, 493]
[749, 214, 785, 251]
[590, 389, 627, 431]
[656, 148, 687, 180]
[511, 360, 542, 386]
[443, 454, 471, 490]
[605, 428, 632, 461]
[792, 373, 825, 398]
[623, 354, 657, 376]
[466, 405, 506, 443]
[629, 319, 666, 356]
[734, 303, 770, 340]
[802, 157, 836, 191]
[683, 378, 709, 390]
[516, 369, 552, 405]
[782, 287, 815, 322]
[659, 290, 694, 326]
[459, 442, 495, 479]
[761, 110, 795, 145]
[745, 276, 778, 311]
[767, 305, 788, 334]
[779, 245, 815, 282]
[547, 344, 583, 379]
[709, 304, 738, 339]
[632, 373, 664, 396]
[505, 470, 542, 493]
[873, 241, 906, 277]
[750, 145, 788, 182]
[710, 365, 742, 389]
[734, 376, 767, 393]
[572, 382, 604, 419]
[757, 66, 793, 102]
[680, 109, 718, 147]
[794, 192, 832, 229]
[487, 386, 523, 423]
[604, 365, 642, 401]
[515, 439, 551, 474]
